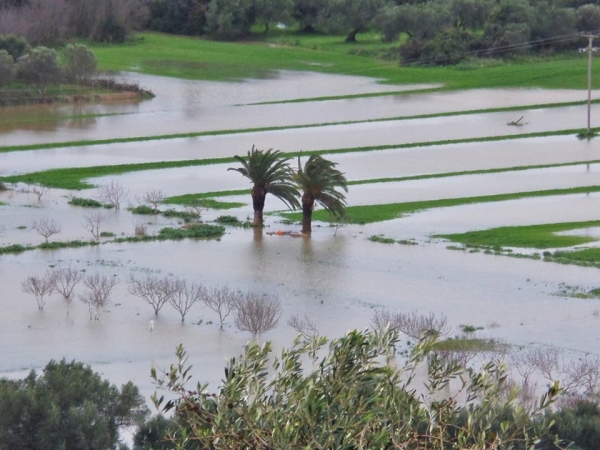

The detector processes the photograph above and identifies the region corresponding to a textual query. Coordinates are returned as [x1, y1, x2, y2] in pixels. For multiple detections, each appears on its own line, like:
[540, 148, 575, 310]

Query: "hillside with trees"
[0, 0, 598, 65]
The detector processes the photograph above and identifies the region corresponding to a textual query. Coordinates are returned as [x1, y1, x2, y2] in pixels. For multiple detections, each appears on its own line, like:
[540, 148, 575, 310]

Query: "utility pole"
[580, 33, 598, 135]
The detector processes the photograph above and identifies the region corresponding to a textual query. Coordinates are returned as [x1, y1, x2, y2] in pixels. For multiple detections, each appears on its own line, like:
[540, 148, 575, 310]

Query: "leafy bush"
[369, 234, 396, 244]
[161, 209, 199, 221]
[130, 205, 155, 215]
[0, 34, 29, 61]
[157, 224, 224, 239]
[215, 215, 240, 224]
[538, 400, 600, 450]
[68, 197, 103, 208]
[0, 50, 15, 85]
[38, 240, 99, 250]
[0, 244, 31, 254]
[151, 330, 558, 449]
[16, 46, 63, 92]
[63, 43, 97, 84]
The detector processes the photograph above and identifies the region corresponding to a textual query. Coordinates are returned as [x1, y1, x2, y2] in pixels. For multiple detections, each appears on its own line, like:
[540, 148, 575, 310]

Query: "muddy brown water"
[1, 71, 599, 407]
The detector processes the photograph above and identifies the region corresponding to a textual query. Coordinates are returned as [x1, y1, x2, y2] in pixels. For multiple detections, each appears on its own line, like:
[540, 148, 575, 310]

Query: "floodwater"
[2, 111, 600, 177]
[0, 70, 596, 147]
[1, 71, 600, 406]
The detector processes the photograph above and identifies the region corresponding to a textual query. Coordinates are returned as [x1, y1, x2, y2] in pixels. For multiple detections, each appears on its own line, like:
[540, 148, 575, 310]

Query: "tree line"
[1, 0, 599, 64]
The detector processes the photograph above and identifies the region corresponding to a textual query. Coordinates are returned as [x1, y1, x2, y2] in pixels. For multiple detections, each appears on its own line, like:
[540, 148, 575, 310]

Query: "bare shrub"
[288, 314, 319, 340]
[371, 310, 451, 340]
[170, 279, 205, 322]
[31, 184, 48, 200]
[563, 355, 600, 396]
[186, 200, 206, 221]
[50, 266, 84, 313]
[134, 221, 147, 236]
[79, 273, 120, 320]
[128, 274, 178, 315]
[511, 347, 600, 397]
[82, 211, 105, 239]
[32, 218, 61, 243]
[98, 180, 128, 210]
[202, 285, 238, 330]
[21, 274, 54, 310]
[139, 190, 165, 214]
[234, 292, 281, 337]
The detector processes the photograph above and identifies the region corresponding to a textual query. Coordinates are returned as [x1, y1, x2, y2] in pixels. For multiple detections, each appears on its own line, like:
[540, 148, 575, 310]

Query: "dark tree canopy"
[0, 359, 149, 450]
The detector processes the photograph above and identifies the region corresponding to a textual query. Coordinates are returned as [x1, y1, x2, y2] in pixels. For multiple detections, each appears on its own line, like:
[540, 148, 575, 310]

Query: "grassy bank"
[91, 32, 599, 90]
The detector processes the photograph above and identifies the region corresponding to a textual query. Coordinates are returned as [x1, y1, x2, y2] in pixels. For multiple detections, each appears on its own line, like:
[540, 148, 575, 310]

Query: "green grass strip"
[1, 157, 236, 190]
[0, 224, 225, 256]
[0, 101, 596, 153]
[281, 186, 600, 225]
[3, 130, 598, 190]
[435, 221, 600, 249]
[549, 248, 600, 266]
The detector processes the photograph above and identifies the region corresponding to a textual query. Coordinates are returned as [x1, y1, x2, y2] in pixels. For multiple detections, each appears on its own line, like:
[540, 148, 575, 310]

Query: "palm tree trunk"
[301, 195, 314, 234]
[252, 187, 266, 227]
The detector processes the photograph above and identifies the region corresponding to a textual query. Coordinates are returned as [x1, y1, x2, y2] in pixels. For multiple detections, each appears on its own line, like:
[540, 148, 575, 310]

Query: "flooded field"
[1, 71, 599, 403]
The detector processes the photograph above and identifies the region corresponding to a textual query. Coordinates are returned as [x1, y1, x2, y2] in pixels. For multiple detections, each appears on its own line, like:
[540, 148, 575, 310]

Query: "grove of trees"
[1, 0, 597, 64]
[0, 36, 97, 91]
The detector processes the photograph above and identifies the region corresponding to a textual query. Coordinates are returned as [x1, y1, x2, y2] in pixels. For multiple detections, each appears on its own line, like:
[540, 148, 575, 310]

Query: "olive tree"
[16, 46, 63, 92]
[317, 0, 384, 42]
[204, 0, 253, 40]
[254, 0, 294, 33]
[0, 49, 15, 85]
[63, 43, 96, 84]
[151, 330, 559, 449]
[0, 33, 28, 61]
[576, 4, 600, 32]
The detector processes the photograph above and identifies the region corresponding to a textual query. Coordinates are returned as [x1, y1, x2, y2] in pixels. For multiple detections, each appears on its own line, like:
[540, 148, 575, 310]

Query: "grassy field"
[90, 32, 598, 91]
[435, 221, 600, 249]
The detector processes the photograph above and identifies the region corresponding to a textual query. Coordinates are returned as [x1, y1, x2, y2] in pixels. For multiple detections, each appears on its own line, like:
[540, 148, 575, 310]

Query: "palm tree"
[294, 155, 348, 234]
[228, 146, 300, 227]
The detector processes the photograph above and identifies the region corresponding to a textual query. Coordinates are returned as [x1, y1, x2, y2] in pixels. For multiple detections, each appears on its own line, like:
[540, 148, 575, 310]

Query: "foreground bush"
[0, 359, 148, 450]
[152, 329, 558, 449]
